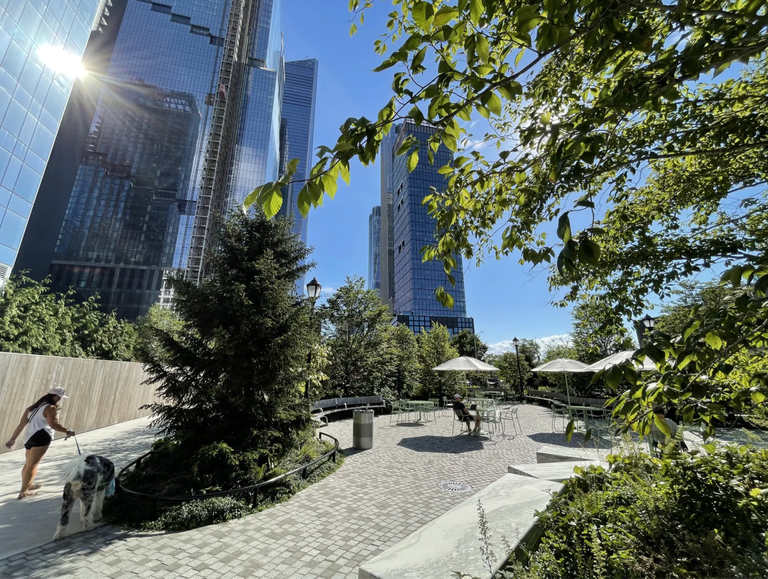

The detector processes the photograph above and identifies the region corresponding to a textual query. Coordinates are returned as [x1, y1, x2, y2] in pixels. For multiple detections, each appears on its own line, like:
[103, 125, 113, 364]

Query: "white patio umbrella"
[432, 356, 499, 372]
[531, 358, 589, 405]
[582, 350, 658, 373]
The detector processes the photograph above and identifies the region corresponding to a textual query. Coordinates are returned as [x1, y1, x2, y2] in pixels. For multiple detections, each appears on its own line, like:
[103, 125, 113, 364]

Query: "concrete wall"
[0, 352, 158, 454]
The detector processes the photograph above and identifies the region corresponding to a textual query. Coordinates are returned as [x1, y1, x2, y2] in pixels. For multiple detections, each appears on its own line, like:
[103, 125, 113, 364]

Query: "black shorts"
[461, 414, 474, 423]
[24, 429, 52, 450]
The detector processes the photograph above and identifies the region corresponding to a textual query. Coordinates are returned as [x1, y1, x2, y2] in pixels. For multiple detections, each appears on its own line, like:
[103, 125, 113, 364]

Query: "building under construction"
[16, 0, 318, 319]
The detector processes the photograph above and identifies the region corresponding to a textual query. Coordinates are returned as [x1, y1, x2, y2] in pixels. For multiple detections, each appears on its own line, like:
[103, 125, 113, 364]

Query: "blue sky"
[282, 1, 574, 352]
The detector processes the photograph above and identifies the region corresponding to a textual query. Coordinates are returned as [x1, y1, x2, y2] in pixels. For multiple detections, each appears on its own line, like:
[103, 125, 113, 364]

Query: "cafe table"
[407, 400, 437, 422]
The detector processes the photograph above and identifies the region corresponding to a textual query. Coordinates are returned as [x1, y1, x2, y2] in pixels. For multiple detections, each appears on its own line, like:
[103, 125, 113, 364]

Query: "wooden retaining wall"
[0, 352, 158, 454]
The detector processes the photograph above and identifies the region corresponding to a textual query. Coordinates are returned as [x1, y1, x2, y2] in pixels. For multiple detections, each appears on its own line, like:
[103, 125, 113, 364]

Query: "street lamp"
[305, 277, 322, 400]
[513, 337, 523, 400]
[636, 314, 656, 346]
[474, 330, 484, 359]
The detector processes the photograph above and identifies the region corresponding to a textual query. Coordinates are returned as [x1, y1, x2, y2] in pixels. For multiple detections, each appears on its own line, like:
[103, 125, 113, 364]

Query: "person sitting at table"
[650, 406, 689, 455]
[453, 394, 481, 435]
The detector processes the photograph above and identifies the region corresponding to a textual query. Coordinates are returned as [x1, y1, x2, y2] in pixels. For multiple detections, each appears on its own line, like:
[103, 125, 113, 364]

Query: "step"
[535, 444, 608, 463]
[508, 461, 602, 482]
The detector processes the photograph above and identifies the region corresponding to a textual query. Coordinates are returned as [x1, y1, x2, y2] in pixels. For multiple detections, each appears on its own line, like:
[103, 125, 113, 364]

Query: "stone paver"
[0, 404, 602, 578]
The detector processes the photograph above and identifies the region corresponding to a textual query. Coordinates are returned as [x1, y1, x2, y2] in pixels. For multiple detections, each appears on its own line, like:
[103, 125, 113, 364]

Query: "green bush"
[105, 436, 343, 530]
[144, 497, 252, 531]
[512, 445, 768, 579]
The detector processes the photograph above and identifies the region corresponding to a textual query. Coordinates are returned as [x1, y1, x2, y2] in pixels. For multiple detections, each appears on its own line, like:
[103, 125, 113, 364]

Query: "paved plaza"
[0, 405, 607, 579]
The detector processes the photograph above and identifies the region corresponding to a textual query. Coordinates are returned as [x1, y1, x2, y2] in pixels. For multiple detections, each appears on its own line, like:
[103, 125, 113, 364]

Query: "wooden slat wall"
[0, 352, 159, 454]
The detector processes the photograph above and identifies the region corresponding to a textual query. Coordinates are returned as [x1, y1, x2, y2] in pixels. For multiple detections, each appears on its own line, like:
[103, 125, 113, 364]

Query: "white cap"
[454, 393, 462, 399]
[48, 387, 68, 399]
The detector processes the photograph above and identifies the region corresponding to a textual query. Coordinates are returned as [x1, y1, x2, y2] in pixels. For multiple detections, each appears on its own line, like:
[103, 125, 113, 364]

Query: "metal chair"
[500, 407, 522, 438]
[452, 408, 473, 435]
[389, 400, 411, 424]
[551, 403, 569, 433]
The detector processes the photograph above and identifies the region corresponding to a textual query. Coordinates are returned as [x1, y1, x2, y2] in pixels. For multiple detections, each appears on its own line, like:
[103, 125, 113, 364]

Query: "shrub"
[514, 445, 768, 578]
[144, 497, 252, 531]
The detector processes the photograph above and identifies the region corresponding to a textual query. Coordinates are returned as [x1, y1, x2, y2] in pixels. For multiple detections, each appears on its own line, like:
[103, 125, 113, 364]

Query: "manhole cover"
[439, 481, 473, 493]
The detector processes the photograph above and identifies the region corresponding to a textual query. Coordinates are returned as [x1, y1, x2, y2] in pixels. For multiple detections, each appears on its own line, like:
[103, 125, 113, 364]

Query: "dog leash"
[67, 433, 82, 456]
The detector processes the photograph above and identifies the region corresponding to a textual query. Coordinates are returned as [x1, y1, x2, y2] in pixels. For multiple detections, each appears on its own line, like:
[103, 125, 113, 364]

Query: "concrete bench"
[535, 444, 608, 464]
[508, 461, 603, 482]
[358, 474, 562, 579]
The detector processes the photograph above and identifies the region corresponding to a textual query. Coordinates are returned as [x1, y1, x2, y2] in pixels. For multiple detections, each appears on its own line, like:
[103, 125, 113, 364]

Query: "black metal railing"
[116, 431, 340, 503]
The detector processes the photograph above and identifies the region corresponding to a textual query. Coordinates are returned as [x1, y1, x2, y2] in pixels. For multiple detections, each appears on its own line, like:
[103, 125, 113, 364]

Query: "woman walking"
[4, 387, 75, 499]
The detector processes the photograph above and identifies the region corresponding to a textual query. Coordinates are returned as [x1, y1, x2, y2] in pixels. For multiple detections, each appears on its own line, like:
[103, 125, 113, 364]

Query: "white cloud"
[487, 334, 571, 356]
[320, 286, 336, 296]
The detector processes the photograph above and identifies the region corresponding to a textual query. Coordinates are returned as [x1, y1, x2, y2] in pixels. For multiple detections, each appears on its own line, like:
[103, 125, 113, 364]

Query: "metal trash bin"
[353, 409, 374, 450]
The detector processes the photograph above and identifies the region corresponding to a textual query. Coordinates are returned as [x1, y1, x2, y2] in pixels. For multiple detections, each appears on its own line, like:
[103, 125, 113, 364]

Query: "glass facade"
[389, 120, 473, 336]
[43, 0, 307, 319]
[378, 129, 396, 310]
[0, 0, 105, 283]
[49, 82, 199, 319]
[368, 205, 380, 291]
[277, 58, 317, 244]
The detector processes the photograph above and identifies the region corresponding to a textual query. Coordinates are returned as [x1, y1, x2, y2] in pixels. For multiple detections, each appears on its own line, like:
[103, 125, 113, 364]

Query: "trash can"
[353, 409, 374, 450]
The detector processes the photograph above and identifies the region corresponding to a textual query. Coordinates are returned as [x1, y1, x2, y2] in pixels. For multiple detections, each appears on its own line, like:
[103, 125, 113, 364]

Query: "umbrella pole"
[565, 373, 572, 407]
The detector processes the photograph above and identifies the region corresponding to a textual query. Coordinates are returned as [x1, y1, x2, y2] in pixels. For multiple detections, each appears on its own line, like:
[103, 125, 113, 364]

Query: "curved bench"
[311, 396, 386, 427]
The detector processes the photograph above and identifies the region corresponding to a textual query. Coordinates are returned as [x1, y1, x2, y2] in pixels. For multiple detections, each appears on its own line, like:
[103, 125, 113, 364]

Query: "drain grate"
[439, 480, 473, 493]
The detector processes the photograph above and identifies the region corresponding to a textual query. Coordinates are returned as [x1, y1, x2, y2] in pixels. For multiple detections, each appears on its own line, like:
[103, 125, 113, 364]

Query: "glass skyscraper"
[278, 58, 317, 244]
[0, 0, 108, 285]
[378, 129, 396, 311]
[35, 0, 315, 319]
[368, 205, 380, 291]
[387, 120, 474, 336]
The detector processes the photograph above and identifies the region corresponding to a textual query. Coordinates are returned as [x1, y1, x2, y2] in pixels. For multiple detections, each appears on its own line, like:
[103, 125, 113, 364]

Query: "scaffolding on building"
[186, 0, 258, 286]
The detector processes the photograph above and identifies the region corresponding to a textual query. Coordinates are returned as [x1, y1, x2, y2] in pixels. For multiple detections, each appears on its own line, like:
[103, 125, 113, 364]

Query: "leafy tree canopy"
[246, 0, 767, 434]
[319, 275, 393, 398]
[571, 296, 636, 364]
[0, 274, 137, 361]
[416, 323, 462, 400]
[450, 329, 487, 359]
[381, 323, 421, 399]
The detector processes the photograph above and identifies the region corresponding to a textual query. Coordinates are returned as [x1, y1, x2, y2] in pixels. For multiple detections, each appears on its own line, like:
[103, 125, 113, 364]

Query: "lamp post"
[474, 330, 484, 359]
[638, 314, 656, 347]
[513, 337, 523, 400]
[305, 277, 322, 400]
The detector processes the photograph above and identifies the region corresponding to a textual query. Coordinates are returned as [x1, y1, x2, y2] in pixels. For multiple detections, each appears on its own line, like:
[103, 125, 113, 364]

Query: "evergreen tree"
[142, 212, 314, 467]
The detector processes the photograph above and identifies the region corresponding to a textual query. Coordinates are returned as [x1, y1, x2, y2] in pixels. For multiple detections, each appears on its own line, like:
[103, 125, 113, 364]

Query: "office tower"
[368, 205, 380, 291]
[378, 130, 396, 311]
[278, 59, 318, 245]
[22, 0, 315, 319]
[0, 0, 110, 286]
[388, 120, 474, 336]
[49, 82, 199, 319]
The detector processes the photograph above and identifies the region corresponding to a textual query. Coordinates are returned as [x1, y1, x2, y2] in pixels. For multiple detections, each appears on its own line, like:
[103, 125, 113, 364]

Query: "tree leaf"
[557, 212, 572, 242]
[476, 35, 490, 63]
[407, 149, 419, 172]
[705, 332, 723, 350]
[469, 0, 484, 25]
[261, 186, 283, 219]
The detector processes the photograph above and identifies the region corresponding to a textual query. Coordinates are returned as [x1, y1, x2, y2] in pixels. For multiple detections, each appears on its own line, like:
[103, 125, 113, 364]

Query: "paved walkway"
[0, 405, 606, 579]
[0, 418, 157, 561]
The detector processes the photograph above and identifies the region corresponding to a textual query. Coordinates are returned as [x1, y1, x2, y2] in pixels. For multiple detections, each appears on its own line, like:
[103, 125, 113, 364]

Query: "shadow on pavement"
[397, 435, 484, 454]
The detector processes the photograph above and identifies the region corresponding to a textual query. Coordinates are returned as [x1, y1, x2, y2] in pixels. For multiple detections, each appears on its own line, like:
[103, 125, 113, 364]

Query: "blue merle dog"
[52, 455, 115, 540]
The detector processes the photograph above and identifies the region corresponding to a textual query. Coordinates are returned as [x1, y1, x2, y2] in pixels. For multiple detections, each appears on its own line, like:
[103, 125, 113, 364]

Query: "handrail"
[117, 432, 340, 503]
